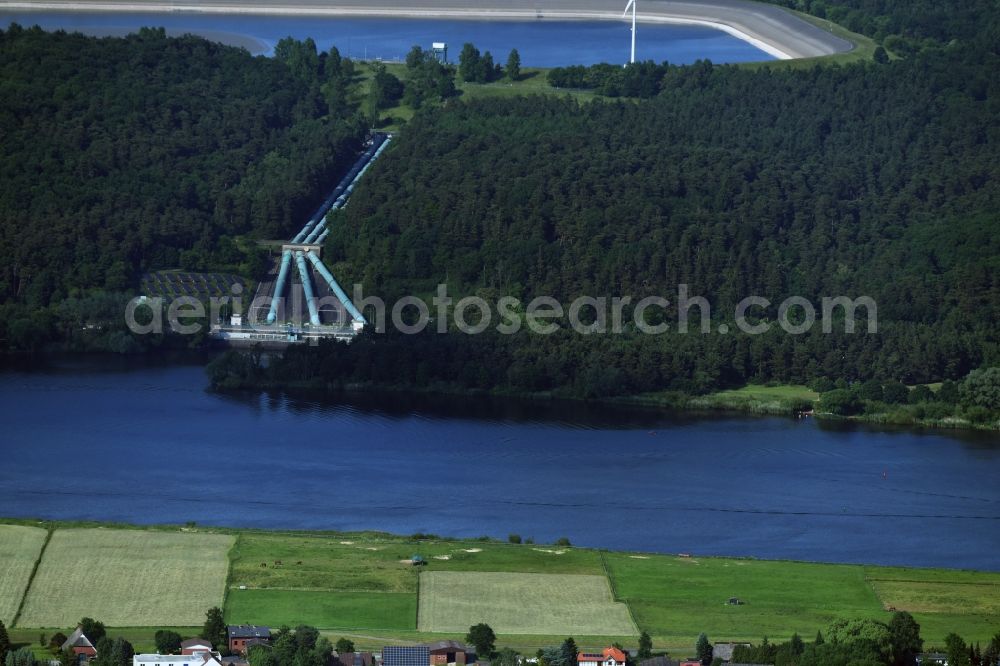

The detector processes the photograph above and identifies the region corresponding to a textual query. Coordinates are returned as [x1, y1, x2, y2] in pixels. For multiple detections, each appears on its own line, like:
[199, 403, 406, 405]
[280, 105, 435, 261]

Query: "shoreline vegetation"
[204, 364, 1000, 433]
[0, 517, 998, 651]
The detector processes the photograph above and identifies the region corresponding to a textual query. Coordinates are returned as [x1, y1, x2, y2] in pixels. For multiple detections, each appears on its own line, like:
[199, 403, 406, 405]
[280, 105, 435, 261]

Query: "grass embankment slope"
[360, 15, 871, 133]
[621, 385, 818, 415]
[3, 522, 995, 654]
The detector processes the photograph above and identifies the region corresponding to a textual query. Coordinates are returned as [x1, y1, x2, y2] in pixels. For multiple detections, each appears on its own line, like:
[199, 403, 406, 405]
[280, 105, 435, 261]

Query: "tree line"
[0, 27, 368, 351]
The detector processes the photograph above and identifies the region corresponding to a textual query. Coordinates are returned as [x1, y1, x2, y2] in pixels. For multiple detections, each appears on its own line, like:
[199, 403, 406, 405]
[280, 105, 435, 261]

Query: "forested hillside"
[262, 20, 1000, 399]
[0, 26, 365, 347]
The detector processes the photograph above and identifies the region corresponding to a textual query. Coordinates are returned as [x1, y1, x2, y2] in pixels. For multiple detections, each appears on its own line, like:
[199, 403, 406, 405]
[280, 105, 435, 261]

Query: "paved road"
[0, 0, 853, 58]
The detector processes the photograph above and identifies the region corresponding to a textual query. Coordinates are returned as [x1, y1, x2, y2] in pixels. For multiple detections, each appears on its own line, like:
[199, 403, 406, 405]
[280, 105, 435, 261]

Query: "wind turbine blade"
[623, 0, 634, 17]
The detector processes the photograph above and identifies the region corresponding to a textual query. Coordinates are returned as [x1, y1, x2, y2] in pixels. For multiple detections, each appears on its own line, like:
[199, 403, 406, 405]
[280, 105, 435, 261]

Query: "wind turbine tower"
[624, 0, 636, 64]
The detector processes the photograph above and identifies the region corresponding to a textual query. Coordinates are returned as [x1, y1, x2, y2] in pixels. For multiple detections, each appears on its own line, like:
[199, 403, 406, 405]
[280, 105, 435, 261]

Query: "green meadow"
[0, 522, 996, 654]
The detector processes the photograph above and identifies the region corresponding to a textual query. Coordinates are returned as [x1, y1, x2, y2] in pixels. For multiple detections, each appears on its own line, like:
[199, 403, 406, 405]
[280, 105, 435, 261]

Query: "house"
[337, 653, 374, 666]
[917, 654, 949, 666]
[712, 644, 751, 662]
[181, 640, 214, 656]
[133, 653, 223, 666]
[62, 627, 98, 662]
[221, 658, 249, 666]
[382, 646, 431, 666]
[227, 626, 271, 654]
[578, 648, 628, 666]
[679, 661, 701, 666]
[428, 641, 472, 666]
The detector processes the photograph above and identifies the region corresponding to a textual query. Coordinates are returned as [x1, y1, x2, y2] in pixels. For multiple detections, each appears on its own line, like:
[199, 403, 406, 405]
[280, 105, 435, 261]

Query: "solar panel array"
[381, 647, 429, 666]
[140, 271, 247, 300]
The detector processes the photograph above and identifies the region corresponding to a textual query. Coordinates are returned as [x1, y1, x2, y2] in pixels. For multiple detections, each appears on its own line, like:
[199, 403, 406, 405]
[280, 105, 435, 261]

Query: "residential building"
[62, 627, 98, 663]
[133, 653, 223, 666]
[712, 644, 751, 663]
[429, 642, 472, 666]
[227, 626, 271, 654]
[578, 648, 627, 666]
[181, 640, 214, 656]
[338, 653, 375, 666]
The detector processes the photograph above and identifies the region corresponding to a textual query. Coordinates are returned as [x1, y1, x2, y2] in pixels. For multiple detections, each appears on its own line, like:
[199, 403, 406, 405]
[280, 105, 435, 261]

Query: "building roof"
[337, 653, 374, 666]
[227, 626, 271, 640]
[712, 644, 751, 662]
[427, 641, 469, 654]
[63, 627, 96, 652]
[134, 654, 222, 666]
[382, 646, 430, 666]
[579, 649, 627, 664]
[182, 640, 213, 649]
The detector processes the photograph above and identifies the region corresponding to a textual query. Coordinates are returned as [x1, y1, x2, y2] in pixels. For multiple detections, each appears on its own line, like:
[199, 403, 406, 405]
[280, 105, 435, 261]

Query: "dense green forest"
[2, 1, 999, 418]
[0, 26, 365, 349]
[268, 24, 997, 399]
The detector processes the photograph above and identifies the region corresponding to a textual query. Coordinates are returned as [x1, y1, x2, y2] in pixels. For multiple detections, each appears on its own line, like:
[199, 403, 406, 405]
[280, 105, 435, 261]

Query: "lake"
[0, 11, 774, 65]
[1, 354, 998, 571]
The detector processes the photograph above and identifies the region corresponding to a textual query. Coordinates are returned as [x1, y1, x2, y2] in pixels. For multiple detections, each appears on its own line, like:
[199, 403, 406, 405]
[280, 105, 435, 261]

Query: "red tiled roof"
[605, 649, 628, 663]
[578, 649, 627, 664]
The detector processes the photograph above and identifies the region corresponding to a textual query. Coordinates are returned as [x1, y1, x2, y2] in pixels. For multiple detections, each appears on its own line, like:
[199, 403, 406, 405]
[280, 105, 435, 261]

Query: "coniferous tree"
[696, 634, 713, 666]
[638, 632, 653, 660]
[506, 49, 521, 81]
[203, 607, 227, 651]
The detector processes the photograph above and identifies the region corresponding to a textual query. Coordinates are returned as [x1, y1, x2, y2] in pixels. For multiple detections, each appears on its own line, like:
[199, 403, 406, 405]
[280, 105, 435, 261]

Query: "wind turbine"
[623, 0, 636, 64]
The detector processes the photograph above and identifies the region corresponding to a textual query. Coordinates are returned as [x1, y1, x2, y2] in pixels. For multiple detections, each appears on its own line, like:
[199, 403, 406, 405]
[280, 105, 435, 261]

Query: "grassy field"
[418, 571, 637, 635]
[623, 384, 818, 415]
[3, 521, 997, 651]
[691, 385, 818, 414]
[0, 525, 48, 624]
[605, 552, 1000, 646]
[17, 528, 233, 628]
[864, 566, 1000, 643]
[226, 589, 417, 630]
[606, 552, 885, 642]
[225, 533, 607, 628]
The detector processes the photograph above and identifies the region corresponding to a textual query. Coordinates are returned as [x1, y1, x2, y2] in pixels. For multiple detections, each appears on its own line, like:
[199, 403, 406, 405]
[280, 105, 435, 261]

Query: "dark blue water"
[1, 355, 998, 570]
[0, 12, 773, 65]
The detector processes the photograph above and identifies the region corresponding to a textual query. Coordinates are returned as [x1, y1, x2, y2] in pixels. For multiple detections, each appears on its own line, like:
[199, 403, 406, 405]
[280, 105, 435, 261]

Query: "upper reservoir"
[1, 355, 998, 571]
[0, 11, 775, 64]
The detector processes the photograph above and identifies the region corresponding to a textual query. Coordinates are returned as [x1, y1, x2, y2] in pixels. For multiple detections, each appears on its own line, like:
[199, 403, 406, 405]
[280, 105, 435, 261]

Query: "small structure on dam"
[210, 132, 392, 347]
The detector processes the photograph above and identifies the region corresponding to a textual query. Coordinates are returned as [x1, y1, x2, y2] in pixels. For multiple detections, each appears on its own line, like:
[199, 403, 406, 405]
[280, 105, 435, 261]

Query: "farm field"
[865, 567, 1000, 643]
[226, 589, 416, 630]
[418, 571, 637, 635]
[17, 528, 233, 627]
[225, 533, 606, 628]
[604, 552, 1000, 645]
[0, 525, 47, 624]
[1, 521, 997, 648]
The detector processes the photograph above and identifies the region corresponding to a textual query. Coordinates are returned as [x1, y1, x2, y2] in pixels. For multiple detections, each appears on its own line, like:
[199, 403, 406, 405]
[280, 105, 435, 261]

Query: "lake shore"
[0, 0, 854, 60]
